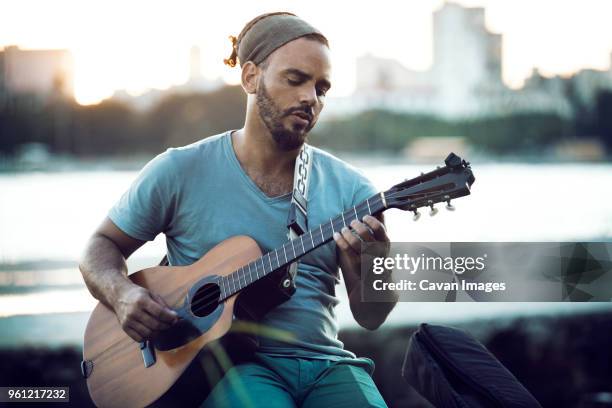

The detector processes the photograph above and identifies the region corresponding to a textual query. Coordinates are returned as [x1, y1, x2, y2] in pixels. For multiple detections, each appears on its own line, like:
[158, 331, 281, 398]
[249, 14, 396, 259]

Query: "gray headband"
[234, 14, 324, 67]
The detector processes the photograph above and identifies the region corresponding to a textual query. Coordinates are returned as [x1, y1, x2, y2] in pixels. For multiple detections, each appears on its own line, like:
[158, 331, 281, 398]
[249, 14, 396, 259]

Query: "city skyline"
[2, 0, 612, 105]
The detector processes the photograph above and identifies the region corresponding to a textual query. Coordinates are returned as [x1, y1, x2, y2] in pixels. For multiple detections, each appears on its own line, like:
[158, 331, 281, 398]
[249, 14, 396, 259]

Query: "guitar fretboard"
[217, 192, 386, 300]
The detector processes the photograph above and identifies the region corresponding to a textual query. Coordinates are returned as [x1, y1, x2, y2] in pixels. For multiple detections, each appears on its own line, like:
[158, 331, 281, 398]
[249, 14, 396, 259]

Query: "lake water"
[1, 161, 611, 346]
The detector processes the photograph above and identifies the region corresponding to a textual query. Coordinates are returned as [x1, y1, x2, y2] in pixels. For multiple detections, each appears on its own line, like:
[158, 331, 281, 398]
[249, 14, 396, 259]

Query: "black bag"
[402, 323, 542, 408]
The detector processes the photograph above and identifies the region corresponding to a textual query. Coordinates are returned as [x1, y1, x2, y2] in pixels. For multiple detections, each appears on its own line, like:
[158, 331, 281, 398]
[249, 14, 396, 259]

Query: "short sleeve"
[351, 169, 378, 208]
[108, 150, 178, 241]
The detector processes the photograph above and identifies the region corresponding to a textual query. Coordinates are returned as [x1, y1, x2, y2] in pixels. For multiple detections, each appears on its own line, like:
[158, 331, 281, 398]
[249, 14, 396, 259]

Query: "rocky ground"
[1, 310, 611, 407]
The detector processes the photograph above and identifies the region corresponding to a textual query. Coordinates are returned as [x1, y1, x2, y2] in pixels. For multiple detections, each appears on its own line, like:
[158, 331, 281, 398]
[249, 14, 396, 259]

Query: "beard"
[256, 79, 315, 151]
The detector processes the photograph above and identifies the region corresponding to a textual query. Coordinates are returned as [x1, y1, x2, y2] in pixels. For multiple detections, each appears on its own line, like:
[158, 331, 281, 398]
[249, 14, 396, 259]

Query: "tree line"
[1, 86, 611, 157]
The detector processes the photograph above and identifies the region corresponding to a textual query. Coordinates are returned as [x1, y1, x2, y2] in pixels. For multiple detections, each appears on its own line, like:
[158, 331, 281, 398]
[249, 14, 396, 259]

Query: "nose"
[298, 84, 317, 107]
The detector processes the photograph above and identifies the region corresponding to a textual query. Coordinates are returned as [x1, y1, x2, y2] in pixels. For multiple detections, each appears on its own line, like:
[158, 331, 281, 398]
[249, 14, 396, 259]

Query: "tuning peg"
[412, 210, 421, 221]
[426, 200, 438, 216]
[429, 205, 438, 216]
[445, 200, 455, 211]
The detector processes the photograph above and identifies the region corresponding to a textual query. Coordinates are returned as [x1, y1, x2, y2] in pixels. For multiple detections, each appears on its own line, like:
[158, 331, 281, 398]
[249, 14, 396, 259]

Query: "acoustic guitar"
[82, 153, 475, 407]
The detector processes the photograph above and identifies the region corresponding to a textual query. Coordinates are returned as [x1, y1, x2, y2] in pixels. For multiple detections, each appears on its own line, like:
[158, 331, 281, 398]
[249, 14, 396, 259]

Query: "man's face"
[255, 37, 332, 151]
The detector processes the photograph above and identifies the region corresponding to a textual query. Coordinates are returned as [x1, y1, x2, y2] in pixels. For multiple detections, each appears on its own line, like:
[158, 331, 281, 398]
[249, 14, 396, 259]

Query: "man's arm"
[334, 214, 398, 330]
[79, 217, 178, 342]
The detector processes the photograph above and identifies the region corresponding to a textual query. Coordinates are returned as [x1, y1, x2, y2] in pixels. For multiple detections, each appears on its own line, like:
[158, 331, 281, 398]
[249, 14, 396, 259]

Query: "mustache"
[285, 106, 314, 122]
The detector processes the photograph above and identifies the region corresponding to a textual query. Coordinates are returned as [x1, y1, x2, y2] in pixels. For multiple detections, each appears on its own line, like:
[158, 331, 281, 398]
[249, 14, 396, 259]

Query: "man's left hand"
[333, 214, 390, 267]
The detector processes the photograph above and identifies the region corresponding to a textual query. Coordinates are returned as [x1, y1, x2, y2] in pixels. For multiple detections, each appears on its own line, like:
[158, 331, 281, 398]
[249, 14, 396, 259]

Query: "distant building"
[324, 2, 579, 120]
[0, 45, 74, 102]
[432, 2, 504, 116]
[569, 66, 612, 113]
[522, 54, 612, 119]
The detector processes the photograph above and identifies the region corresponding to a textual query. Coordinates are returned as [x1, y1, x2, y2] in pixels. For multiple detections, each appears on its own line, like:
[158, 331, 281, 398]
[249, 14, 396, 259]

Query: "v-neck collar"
[223, 130, 293, 204]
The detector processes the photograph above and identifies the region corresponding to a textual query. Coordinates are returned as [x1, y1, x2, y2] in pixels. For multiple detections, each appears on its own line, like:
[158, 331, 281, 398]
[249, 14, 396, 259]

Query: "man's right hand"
[113, 284, 179, 342]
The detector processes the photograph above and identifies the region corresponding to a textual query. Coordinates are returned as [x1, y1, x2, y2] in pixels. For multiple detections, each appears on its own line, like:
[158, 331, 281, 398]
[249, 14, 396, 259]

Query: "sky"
[2, 0, 612, 105]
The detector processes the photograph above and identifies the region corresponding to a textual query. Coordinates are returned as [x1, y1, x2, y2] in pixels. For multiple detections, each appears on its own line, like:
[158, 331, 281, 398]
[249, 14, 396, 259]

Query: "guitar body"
[83, 235, 262, 408]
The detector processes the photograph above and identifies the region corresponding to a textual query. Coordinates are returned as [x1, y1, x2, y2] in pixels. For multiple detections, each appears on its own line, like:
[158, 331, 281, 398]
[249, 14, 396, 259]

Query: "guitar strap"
[284, 143, 312, 289]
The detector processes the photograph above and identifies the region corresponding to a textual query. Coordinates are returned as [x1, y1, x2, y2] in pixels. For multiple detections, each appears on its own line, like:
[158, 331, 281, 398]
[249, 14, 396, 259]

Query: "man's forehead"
[267, 38, 331, 78]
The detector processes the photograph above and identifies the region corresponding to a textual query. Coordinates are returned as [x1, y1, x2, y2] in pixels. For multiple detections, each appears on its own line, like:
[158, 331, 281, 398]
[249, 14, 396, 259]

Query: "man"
[79, 11, 397, 407]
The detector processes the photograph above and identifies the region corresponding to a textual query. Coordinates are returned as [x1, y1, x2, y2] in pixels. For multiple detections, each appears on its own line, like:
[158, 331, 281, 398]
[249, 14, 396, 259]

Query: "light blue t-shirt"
[109, 131, 378, 360]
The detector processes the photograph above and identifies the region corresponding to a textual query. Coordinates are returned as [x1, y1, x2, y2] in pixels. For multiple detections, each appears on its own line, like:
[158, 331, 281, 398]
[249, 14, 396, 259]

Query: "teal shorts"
[200, 353, 388, 407]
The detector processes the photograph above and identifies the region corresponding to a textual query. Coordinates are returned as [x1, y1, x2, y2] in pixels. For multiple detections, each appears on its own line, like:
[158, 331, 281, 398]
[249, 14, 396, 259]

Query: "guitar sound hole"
[190, 283, 221, 317]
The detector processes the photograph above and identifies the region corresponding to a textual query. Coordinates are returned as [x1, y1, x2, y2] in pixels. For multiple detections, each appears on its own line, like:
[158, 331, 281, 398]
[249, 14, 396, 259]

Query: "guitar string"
[187, 187, 451, 315]
[187, 196, 381, 315]
[188, 184, 453, 313]
[188, 185, 455, 315]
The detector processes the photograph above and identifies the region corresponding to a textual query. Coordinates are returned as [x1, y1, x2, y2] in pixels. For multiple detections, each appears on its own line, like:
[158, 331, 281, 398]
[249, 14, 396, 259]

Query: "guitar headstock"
[384, 153, 475, 219]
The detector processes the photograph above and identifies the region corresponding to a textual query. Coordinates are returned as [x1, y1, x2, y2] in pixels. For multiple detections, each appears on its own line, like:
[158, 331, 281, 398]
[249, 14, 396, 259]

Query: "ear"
[241, 61, 259, 94]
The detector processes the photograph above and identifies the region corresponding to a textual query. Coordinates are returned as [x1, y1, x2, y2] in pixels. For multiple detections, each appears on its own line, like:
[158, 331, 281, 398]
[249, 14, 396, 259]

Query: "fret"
[283, 244, 288, 263]
[341, 212, 346, 227]
[229, 273, 235, 293]
[366, 198, 371, 214]
[319, 224, 324, 241]
[380, 192, 387, 208]
[354, 206, 358, 222]
[267, 253, 273, 271]
[260, 258, 266, 276]
[309, 231, 315, 247]
[248, 262, 255, 280]
[274, 250, 280, 268]
[300, 234, 306, 253]
[238, 268, 246, 289]
[291, 240, 297, 258]
[330, 218, 335, 234]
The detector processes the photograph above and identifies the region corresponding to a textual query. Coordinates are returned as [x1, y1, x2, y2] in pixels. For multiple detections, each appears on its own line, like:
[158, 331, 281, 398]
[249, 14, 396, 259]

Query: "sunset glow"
[2, 0, 611, 105]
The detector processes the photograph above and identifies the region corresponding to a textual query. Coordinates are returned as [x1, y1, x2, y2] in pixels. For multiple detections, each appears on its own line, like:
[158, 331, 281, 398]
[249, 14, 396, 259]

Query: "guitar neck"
[218, 192, 387, 300]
